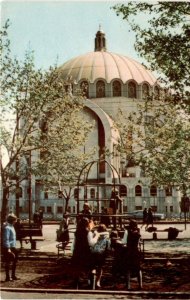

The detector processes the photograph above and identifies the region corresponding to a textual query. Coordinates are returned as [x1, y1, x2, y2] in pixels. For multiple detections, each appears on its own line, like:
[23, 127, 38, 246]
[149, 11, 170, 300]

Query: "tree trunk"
[1, 185, 9, 225]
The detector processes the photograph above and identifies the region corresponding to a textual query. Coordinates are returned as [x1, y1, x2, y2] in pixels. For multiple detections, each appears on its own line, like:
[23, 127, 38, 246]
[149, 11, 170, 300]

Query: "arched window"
[16, 187, 23, 198]
[57, 206, 63, 214]
[165, 186, 172, 196]
[44, 191, 48, 199]
[135, 185, 142, 196]
[74, 188, 79, 199]
[96, 80, 105, 98]
[142, 83, 150, 98]
[120, 185, 127, 196]
[113, 80, 121, 97]
[128, 81, 137, 98]
[80, 81, 89, 98]
[90, 188, 95, 199]
[39, 118, 48, 133]
[154, 86, 160, 99]
[150, 185, 157, 196]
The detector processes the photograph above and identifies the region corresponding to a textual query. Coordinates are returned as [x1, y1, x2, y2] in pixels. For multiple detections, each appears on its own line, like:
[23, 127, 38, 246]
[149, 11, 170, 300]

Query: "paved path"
[17, 223, 190, 255]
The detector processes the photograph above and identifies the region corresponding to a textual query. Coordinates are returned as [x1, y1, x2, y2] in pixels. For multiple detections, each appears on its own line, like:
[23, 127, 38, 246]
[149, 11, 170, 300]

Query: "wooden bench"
[18, 226, 43, 250]
[56, 241, 72, 258]
[146, 227, 183, 240]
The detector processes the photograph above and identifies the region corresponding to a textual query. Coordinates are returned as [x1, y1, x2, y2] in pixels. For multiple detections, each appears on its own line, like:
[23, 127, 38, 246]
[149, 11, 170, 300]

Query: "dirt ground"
[1, 251, 190, 293]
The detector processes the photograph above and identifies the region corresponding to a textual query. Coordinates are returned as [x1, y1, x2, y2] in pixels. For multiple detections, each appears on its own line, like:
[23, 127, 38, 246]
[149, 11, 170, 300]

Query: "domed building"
[15, 28, 181, 219]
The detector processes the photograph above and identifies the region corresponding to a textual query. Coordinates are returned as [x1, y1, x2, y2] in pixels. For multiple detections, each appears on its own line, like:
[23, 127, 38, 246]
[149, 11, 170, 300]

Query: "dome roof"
[58, 29, 157, 86]
[58, 51, 156, 85]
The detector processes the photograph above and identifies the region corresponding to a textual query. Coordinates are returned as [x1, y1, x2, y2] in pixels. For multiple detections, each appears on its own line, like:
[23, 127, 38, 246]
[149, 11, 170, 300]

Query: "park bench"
[146, 226, 183, 240]
[18, 224, 44, 250]
[56, 241, 72, 258]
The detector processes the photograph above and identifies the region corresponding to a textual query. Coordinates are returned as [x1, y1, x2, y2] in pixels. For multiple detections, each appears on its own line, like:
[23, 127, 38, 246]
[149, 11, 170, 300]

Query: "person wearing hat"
[109, 188, 122, 228]
[81, 202, 92, 220]
[2, 214, 20, 281]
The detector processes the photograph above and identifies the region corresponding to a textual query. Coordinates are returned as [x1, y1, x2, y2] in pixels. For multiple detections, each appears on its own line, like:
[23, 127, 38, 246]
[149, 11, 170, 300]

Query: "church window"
[142, 83, 150, 98]
[128, 82, 137, 98]
[47, 206, 52, 213]
[135, 185, 142, 196]
[96, 80, 105, 98]
[113, 80, 121, 97]
[57, 206, 63, 214]
[165, 186, 172, 196]
[120, 185, 127, 196]
[90, 188, 95, 199]
[16, 187, 23, 197]
[80, 81, 89, 98]
[150, 185, 157, 196]
[74, 188, 79, 199]
[44, 191, 48, 199]
[39, 118, 48, 133]
[154, 86, 160, 99]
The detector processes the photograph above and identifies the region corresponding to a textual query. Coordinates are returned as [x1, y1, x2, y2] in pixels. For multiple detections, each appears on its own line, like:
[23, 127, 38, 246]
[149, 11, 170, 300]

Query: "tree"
[115, 98, 190, 192]
[113, 2, 190, 110]
[0, 21, 93, 222]
[113, 2, 190, 193]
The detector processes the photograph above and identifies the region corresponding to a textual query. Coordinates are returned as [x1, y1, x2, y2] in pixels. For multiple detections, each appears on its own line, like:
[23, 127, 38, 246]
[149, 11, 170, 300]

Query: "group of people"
[62, 201, 142, 289]
[3, 200, 142, 288]
[141, 207, 154, 230]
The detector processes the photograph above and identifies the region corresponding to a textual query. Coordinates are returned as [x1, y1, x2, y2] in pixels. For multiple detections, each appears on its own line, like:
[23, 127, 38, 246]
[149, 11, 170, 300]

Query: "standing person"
[81, 202, 92, 220]
[90, 224, 110, 288]
[57, 212, 70, 246]
[14, 218, 23, 248]
[38, 209, 43, 229]
[109, 189, 122, 228]
[72, 217, 99, 288]
[33, 210, 40, 227]
[141, 208, 148, 228]
[80, 202, 94, 229]
[145, 207, 154, 230]
[125, 219, 142, 289]
[2, 214, 20, 281]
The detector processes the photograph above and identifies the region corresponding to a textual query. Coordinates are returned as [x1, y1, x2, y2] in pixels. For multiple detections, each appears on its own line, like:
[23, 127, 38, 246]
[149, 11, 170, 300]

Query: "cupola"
[94, 25, 107, 52]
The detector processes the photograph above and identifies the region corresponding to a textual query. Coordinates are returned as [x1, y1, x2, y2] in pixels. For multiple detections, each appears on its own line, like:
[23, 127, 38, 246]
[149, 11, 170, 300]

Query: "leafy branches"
[116, 100, 190, 191]
[113, 2, 190, 103]
[0, 21, 93, 219]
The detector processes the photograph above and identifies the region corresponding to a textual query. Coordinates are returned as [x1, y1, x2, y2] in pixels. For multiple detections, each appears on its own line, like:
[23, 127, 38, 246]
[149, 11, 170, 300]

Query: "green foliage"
[0, 21, 93, 219]
[113, 2, 190, 109]
[113, 2, 190, 192]
[116, 99, 190, 191]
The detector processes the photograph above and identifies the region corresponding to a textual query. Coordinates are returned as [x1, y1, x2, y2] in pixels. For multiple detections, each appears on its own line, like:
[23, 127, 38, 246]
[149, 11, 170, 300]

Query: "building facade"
[9, 28, 181, 220]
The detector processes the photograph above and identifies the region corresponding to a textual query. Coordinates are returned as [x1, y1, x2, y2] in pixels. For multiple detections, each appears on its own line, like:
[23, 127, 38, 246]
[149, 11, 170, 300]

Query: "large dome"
[58, 51, 157, 85]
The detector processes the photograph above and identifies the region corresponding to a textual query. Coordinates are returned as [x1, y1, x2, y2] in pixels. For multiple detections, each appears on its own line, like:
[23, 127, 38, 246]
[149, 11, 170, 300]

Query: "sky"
[1, 0, 148, 70]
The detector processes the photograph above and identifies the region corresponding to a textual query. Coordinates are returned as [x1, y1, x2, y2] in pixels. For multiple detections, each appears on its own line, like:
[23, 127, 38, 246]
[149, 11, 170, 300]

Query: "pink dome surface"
[58, 51, 157, 85]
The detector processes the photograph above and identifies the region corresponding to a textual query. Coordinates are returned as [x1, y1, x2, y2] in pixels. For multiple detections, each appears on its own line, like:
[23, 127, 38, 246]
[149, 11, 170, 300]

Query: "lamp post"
[26, 150, 32, 225]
